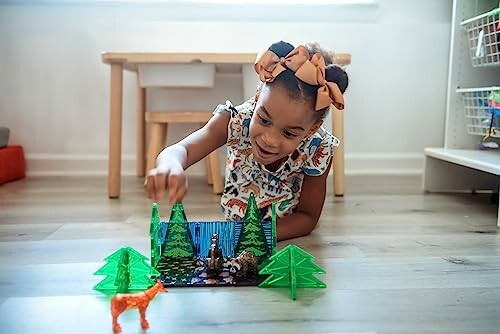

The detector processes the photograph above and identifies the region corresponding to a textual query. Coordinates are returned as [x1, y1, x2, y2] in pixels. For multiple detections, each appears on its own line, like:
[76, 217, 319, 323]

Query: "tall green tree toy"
[150, 203, 161, 267]
[235, 193, 270, 262]
[258, 244, 326, 300]
[161, 203, 196, 259]
[93, 246, 160, 295]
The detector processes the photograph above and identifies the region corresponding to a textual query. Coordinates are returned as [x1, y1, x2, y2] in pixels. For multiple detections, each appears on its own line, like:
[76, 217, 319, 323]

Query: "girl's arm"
[145, 112, 230, 203]
[276, 159, 332, 241]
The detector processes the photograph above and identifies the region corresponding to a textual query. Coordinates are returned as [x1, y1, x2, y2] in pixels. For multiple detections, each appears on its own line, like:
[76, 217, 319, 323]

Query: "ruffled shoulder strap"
[300, 127, 339, 176]
[213, 99, 254, 148]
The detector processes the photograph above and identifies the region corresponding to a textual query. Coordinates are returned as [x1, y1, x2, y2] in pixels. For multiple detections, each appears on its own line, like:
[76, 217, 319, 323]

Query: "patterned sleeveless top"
[214, 99, 339, 221]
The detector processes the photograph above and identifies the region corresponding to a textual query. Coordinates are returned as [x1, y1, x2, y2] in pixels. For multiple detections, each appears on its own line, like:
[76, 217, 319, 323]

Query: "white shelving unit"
[423, 0, 500, 227]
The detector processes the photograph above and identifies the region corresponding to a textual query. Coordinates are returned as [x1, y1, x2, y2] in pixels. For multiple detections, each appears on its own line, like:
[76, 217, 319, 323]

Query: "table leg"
[332, 107, 345, 196]
[201, 123, 213, 185]
[146, 123, 167, 172]
[108, 63, 123, 199]
[136, 76, 146, 177]
[208, 150, 223, 194]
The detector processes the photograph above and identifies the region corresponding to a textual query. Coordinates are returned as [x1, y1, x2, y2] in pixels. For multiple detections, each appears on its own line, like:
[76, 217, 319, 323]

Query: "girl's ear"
[307, 120, 323, 138]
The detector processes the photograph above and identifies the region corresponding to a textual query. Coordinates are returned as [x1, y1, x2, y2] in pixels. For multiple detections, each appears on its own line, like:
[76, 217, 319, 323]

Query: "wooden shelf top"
[424, 148, 500, 176]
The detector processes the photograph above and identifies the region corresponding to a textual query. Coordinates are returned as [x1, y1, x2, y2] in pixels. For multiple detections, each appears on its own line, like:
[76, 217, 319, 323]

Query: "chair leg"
[332, 108, 345, 196]
[208, 149, 223, 194]
[205, 157, 213, 185]
[200, 123, 213, 185]
[146, 123, 167, 173]
[136, 77, 146, 177]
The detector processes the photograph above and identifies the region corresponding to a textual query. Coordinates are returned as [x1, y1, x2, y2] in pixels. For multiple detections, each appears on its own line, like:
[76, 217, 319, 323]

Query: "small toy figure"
[225, 251, 258, 278]
[206, 233, 224, 278]
[110, 280, 166, 333]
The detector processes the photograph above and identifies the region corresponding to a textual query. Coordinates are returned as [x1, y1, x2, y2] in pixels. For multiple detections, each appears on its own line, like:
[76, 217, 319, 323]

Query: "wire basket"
[457, 87, 500, 139]
[461, 7, 500, 67]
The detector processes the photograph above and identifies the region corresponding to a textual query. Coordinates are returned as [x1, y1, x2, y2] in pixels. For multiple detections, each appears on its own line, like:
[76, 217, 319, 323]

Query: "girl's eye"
[258, 115, 270, 126]
[283, 130, 297, 139]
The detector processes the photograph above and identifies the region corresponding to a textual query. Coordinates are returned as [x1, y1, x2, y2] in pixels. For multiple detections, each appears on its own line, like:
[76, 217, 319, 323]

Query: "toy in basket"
[461, 5, 500, 67]
[457, 87, 500, 141]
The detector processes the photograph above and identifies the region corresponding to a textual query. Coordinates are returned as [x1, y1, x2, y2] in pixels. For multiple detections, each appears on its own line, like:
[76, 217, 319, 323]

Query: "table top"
[101, 51, 351, 71]
[102, 52, 258, 71]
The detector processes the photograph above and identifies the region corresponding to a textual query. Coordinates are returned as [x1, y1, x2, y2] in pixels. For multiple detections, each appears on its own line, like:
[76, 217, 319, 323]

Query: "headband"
[254, 45, 345, 111]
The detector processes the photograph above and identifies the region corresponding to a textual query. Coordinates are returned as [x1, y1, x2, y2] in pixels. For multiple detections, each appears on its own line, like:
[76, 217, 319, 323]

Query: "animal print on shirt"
[213, 99, 339, 221]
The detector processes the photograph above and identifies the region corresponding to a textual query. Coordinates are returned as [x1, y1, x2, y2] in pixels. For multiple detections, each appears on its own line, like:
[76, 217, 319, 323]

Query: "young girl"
[145, 40, 348, 241]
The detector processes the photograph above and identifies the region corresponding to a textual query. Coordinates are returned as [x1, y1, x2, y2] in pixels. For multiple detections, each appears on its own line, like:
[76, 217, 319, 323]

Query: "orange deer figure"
[110, 280, 166, 333]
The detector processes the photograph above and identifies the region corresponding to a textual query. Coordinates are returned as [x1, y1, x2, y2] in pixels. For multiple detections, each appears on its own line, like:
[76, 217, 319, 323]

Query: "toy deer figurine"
[110, 280, 166, 333]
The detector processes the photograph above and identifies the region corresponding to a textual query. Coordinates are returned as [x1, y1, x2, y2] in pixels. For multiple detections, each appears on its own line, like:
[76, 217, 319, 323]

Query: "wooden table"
[101, 52, 257, 198]
[101, 52, 351, 199]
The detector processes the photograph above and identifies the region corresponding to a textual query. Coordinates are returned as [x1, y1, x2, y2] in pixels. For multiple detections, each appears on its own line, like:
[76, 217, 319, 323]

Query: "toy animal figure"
[206, 233, 224, 278]
[110, 280, 166, 333]
[225, 251, 258, 278]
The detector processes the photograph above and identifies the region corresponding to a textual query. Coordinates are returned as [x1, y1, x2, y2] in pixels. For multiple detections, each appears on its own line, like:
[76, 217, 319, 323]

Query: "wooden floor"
[0, 175, 499, 334]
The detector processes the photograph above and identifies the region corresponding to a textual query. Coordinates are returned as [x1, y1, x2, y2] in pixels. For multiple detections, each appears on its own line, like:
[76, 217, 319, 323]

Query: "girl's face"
[249, 84, 322, 169]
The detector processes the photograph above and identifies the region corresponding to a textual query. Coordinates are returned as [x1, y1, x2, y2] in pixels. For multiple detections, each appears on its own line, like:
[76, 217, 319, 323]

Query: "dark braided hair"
[265, 41, 349, 121]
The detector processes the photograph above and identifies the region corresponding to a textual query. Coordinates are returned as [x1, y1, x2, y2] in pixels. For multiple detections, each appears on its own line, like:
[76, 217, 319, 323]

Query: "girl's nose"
[262, 129, 280, 148]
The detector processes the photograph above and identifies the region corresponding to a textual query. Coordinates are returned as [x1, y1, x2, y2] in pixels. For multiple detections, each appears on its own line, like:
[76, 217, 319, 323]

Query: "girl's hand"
[144, 162, 188, 204]
[143, 110, 230, 204]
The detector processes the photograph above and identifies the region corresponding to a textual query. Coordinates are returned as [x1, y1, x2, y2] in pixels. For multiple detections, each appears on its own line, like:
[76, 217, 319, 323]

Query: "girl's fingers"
[168, 175, 179, 204]
[144, 167, 185, 203]
[144, 176, 154, 199]
[168, 175, 187, 204]
[154, 173, 168, 201]
[144, 169, 157, 199]
[174, 183, 188, 204]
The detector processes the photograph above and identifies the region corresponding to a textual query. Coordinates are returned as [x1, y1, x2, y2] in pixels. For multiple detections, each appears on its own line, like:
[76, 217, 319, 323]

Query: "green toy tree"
[258, 244, 326, 300]
[93, 246, 160, 295]
[161, 203, 196, 259]
[235, 193, 269, 261]
[271, 201, 277, 255]
[150, 203, 162, 268]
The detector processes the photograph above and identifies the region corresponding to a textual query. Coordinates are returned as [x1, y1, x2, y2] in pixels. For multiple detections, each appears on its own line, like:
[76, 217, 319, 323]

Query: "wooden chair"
[145, 111, 224, 194]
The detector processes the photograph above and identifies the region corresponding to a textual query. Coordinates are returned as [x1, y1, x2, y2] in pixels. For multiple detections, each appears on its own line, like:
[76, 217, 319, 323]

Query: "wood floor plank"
[0, 175, 498, 333]
[0, 288, 499, 334]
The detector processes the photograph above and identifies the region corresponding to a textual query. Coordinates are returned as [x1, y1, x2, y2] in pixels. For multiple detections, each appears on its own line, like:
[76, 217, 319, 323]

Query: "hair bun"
[304, 42, 334, 66]
[268, 41, 295, 58]
[325, 65, 349, 93]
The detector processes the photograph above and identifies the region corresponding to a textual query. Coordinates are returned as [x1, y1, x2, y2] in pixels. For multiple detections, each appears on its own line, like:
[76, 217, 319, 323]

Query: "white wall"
[0, 0, 452, 176]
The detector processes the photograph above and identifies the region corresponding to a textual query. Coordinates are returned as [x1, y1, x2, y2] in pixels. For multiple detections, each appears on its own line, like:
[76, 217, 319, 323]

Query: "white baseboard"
[25, 154, 137, 177]
[345, 153, 423, 175]
[25, 152, 423, 176]
[24, 153, 212, 176]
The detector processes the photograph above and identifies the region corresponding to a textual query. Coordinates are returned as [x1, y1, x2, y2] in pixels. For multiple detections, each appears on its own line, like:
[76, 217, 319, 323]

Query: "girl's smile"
[254, 141, 278, 160]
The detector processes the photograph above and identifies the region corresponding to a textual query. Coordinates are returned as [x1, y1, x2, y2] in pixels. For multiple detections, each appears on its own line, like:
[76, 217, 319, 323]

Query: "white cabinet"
[423, 0, 500, 227]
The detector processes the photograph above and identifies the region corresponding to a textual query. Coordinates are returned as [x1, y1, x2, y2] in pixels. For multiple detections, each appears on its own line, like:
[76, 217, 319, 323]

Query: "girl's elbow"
[302, 216, 319, 236]
[308, 215, 322, 233]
